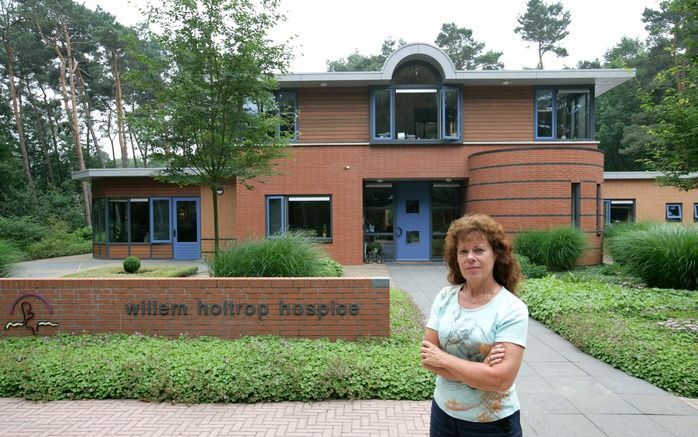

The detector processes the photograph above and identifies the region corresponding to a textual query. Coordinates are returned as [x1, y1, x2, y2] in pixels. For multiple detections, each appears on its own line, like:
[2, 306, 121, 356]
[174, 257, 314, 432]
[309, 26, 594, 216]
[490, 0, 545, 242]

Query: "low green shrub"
[0, 216, 47, 249]
[515, 254, 549, 279]
[317, 258, 344, 277]
[603, 220, 657, 240]
[0, 289, 434, 402]
[123, 256, 141, 274]
[606, 223, 698, 290]
[25, 223, 91, 260]
[521, 277, 698, 397]
[515, 227, 586, 272]
[0, 239, 22, 278]
[209, 233, 342, 277]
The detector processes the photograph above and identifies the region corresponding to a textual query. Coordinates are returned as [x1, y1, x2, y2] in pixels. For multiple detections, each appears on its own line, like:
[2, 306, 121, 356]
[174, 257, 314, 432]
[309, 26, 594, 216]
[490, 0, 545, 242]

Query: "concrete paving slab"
[527, 361, 589, 377]
[587, 414, 678, 437]
[544, 376, 616, 395]
[649, 415, 698, 437]
[524, 414, 607, 437]
[563, 393, 641, 415]
[620, 394, 698, 415]
[518, 393, 580, 415]
[596, 374, 669, 395]
[516, 376, 558, 394]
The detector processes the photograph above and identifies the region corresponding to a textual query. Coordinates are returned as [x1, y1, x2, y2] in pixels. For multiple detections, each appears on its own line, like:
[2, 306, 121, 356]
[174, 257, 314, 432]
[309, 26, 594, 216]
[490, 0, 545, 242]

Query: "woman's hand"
[485, 343, 505, 366]
[420, 340, 451, 368]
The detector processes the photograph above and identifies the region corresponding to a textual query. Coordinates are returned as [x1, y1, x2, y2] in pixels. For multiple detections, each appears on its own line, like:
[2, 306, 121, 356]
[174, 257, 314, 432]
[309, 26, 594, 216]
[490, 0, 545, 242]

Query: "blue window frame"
[266, 195, 332, 241]
[666, 203, 682, 222]
[694, 203, 698, 222]
[535, 87, 593, 140]
[371, 87, 462, 143]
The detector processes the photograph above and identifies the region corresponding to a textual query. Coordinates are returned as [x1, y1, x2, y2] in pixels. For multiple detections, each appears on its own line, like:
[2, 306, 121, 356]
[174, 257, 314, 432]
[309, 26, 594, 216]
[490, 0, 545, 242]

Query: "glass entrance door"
[395, 182, 431, 261]
[173, 198, 200, 259]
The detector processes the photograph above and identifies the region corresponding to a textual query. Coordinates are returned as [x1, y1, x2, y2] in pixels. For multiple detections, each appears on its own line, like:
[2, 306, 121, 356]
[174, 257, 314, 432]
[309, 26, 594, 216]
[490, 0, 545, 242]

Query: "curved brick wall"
[466, 146, 604, 265]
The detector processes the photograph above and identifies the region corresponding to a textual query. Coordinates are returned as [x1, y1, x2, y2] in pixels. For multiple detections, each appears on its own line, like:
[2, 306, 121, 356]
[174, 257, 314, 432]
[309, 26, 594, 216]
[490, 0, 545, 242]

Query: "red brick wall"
[467, 146, 604, 264]
[0, 278, 390, 341]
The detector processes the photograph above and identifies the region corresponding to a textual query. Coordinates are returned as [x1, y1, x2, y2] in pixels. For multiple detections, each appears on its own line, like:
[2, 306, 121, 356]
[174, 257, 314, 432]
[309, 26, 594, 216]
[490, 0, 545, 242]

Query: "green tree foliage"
[514, 0, 571, 69]
[434, 23, 503, 70]
[143, 0, 292, 254]
[326, 38, 405, 72]
[638, 0, 698, 190]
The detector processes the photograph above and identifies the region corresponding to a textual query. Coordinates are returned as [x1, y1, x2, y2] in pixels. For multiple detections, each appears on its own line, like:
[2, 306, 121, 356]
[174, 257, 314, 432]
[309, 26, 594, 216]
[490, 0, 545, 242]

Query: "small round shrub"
[318, 258, 344, 277]
[515, 254, 549, 279]
[607, 223, 698, 290]
[0, 239, 21, 278]
[123, 256, 141, 274]
[515, 227, 586, 272]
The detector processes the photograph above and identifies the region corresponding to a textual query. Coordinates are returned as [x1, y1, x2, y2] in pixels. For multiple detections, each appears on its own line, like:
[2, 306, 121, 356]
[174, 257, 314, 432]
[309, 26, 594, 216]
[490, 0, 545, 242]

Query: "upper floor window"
[371, 62, 461, 143]
[536, 88, 592, 140]
[276, 90, 297, 141]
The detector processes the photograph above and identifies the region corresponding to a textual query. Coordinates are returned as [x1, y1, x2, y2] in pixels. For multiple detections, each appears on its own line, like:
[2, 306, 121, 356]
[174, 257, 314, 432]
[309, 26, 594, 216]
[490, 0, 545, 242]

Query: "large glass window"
[536, 88, 592, 140]
[266, 195, 331, 240]
[277, 90, 297, 139]
[151, 199, 171, 242]
[371, 62, 461, 142]
[129, 199, 150, 243]
[604, 199, 635, 224]
[431, 183, 461, 258]
[92, 198, 106, 243]
[108, 200, 128, 243]
[364, 184, 395, 262]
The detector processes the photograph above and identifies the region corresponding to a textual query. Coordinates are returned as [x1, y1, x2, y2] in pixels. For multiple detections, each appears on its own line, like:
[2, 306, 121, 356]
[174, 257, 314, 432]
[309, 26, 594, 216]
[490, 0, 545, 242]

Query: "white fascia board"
[604, 171, 698, 180]
[277, 68, 635, 96]
[71, 168, 199, 181]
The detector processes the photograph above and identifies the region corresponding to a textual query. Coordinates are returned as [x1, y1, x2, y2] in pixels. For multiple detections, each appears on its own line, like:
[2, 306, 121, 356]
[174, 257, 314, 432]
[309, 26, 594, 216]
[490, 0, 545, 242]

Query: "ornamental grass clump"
[0, 239, 21, 278]
[209, 233, 342, 277]
[515, 226, 586, 272]
[607, 223, 698, 290]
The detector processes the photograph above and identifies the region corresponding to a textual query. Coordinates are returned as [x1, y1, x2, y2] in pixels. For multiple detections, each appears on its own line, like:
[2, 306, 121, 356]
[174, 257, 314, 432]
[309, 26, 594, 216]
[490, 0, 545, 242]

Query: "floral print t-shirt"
[426, 284, 528, 423]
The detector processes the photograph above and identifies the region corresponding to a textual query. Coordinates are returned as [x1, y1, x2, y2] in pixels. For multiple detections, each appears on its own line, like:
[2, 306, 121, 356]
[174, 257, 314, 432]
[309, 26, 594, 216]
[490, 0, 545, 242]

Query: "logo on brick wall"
[4, 294, 58, 335]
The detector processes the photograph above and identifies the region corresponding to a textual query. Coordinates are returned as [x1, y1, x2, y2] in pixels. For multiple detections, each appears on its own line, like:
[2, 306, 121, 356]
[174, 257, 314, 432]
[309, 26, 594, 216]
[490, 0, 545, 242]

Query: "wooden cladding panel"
[462, 86, 534, 142]
[93, 178, 199, 198]
[108, 246, 129, 259]
[298, 88, 369, 142]
[130, 245, 151, 259]
[152, 244, 173, 259]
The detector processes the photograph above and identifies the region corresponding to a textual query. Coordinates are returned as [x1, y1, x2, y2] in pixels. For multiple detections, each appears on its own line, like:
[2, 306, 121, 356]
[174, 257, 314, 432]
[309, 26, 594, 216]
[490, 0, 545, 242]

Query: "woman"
[421, 213, 528, 436]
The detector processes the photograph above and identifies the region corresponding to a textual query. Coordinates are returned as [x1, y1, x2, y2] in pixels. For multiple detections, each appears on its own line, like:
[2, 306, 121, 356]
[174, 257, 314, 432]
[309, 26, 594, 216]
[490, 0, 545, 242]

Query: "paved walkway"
[1, 258, 696, 436]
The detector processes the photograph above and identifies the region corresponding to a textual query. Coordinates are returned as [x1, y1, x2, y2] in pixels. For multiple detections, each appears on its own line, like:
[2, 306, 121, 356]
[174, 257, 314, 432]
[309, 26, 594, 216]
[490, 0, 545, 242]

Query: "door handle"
[395, 227, 403, 238]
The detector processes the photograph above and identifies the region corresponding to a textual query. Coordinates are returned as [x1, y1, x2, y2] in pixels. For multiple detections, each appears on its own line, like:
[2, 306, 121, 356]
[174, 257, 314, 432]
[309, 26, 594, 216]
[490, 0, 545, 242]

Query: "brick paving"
[0, 398, 431, 437]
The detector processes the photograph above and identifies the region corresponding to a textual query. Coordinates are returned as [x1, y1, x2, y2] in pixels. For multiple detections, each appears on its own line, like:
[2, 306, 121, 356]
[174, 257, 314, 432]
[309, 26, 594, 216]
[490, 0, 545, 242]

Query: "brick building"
[73, 43, 635, 265]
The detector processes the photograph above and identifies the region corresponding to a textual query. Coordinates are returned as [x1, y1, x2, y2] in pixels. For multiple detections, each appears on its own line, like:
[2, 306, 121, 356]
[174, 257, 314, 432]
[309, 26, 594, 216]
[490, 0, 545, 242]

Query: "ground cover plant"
[0, 289, 434, 402]
[0, 239, 22, 278]
[63, 265, 199, 278]
[521, 275, 698, 397]
[606, 223, 698, 290]
[514, 226, 586, 272]
[209, 233, 343, 277]
[0, 217, 91, 260]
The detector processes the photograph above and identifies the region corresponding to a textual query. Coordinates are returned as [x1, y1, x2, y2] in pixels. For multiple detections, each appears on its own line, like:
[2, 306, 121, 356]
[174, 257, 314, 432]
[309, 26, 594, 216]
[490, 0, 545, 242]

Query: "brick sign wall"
[0, 278, 390, 340]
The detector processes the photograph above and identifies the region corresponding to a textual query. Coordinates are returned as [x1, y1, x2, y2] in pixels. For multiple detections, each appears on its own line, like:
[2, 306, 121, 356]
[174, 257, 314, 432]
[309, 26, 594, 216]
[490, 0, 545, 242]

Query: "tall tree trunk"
[40, 83, 60, 158]
[128, 129, 138, 168]
[77, 73, 106, 168]
[23, 80, 56, 186]
[38, 19, 91, 226]
[3, 40, 33, 185]
[106, 109, 117, 166]
[111, 49, 128, 168]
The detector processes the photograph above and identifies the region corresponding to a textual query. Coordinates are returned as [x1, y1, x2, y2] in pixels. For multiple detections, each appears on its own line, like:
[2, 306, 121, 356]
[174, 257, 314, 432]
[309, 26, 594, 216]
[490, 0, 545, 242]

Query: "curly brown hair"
[443, 213, 522, 294]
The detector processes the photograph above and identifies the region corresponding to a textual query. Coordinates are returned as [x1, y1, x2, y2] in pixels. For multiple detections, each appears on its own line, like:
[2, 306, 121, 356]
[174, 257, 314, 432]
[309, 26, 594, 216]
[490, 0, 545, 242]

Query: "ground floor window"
[93, 197, 197, 244]
[604, 199, 635, 224]
[666, 203, 683, 222]
[266, 195, 332, 241]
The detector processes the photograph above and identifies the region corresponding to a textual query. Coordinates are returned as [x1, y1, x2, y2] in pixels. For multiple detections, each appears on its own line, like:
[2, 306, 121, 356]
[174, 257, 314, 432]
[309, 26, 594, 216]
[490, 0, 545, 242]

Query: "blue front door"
[173, 198, 201, 259]
[395, 182, 431, 261]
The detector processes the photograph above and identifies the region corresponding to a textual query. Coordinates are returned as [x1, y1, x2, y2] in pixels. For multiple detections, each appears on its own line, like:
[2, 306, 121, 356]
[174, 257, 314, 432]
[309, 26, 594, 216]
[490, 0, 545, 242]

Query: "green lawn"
[63, 265, 199, 278]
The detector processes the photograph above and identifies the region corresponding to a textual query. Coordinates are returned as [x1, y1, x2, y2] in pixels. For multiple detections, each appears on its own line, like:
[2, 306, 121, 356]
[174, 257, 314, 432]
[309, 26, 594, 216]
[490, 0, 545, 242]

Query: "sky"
[84, 0, 660, 72]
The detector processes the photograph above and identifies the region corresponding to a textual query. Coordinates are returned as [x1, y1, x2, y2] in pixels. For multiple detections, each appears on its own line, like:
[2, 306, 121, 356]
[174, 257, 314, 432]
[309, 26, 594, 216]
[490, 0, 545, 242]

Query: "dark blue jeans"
[430, 400, 523, 437]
